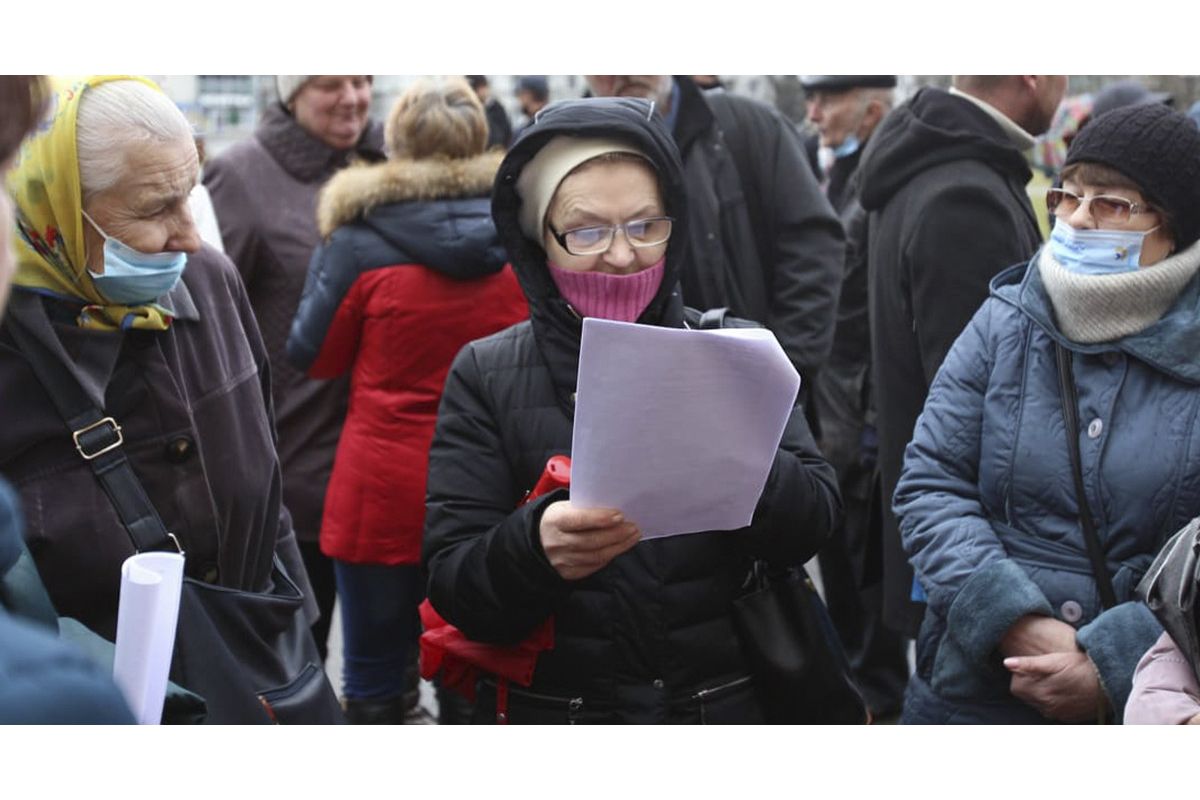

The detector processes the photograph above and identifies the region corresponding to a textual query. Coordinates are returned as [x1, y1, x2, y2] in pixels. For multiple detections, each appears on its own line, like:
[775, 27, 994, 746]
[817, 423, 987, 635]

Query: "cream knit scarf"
[1038, 239, 1200, 343]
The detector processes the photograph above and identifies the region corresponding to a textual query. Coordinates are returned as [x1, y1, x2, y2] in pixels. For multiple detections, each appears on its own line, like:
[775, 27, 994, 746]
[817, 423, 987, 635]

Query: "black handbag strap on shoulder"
[5, 316, 180, 555]
[1055, 341, 1118, 609]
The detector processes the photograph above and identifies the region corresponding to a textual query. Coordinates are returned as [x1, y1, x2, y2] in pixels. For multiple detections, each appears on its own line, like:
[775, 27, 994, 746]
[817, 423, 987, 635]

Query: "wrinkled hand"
[1004, 651, 1109, 723]
[539, 501, 641, 581]
[999, 614, 1079, 658]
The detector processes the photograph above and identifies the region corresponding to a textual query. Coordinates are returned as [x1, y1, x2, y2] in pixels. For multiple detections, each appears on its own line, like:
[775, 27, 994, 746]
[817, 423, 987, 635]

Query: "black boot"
[342, 694, 408, 725]
[435, 677, 475, 725]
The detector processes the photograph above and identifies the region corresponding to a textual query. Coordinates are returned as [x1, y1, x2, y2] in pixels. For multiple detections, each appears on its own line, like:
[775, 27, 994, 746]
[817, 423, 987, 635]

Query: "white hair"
[76, 80, 193, 200]
[862, 87, 896, 113]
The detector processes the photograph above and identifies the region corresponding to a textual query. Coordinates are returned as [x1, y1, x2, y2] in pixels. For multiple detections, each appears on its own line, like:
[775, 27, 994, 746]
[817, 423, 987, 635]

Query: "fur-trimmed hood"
[318, 151, 504, 238]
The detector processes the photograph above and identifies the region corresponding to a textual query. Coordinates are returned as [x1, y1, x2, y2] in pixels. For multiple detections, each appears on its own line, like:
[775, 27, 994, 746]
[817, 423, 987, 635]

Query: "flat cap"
[799, 75, 897, 91]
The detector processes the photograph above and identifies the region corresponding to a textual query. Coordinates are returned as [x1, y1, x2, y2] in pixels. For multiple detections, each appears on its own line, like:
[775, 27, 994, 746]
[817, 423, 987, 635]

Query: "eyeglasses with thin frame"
[1046, 187, 1157, 226]
[548, 216, 673, 256]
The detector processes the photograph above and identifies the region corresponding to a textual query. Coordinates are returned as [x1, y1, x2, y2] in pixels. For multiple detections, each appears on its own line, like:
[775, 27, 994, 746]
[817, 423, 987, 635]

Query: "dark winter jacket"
[825, 148, 861, 216]
[0, 245, 314, 641]
[204, 103, 385, 544]
[894, 255, 1200, 722]
[859, 87, 1043, 635]
[812, 150, 877, 526]
[422, 97, 841, 724]
[286, 152, 528, 566]
[671, 77, 844, 394]
[0, 478, 134, 724]
[484, 97, 513, 151]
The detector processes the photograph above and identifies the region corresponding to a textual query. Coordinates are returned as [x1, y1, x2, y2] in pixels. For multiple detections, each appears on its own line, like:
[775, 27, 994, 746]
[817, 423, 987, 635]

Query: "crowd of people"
[1, 73, 1199, 725]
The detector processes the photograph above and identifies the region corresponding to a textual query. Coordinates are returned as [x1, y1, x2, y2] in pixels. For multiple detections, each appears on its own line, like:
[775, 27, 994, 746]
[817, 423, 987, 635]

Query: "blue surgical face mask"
[1048, 217, 1159, 275]
[82, 210, 188, 304]
[833, 135, 861, 159]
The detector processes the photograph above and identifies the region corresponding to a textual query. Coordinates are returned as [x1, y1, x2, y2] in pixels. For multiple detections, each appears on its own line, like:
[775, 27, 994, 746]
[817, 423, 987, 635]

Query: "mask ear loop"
[79, 209, 110, 281]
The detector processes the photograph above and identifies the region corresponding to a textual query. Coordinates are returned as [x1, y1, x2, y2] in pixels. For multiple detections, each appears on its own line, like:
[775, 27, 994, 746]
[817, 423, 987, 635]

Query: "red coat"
[287, 153, 528, 564]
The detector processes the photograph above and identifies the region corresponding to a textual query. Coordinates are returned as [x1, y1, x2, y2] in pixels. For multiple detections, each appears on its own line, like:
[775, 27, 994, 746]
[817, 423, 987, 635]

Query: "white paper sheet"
[112, 552, 185, 725]
[571, 318, 801, 538]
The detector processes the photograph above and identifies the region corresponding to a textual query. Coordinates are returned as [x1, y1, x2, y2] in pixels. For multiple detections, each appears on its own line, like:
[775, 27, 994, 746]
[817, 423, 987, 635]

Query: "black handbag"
[6, 314, 344, 724]
[688, 306, 867, 723]
[731, 561, 869, 724]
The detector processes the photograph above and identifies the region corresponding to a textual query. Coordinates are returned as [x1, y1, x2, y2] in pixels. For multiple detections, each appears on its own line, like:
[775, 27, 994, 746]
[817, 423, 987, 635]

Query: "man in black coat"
[584, 75, 845, 402]
[802, 75, 909, 718]
[859, 76, 1066, 638]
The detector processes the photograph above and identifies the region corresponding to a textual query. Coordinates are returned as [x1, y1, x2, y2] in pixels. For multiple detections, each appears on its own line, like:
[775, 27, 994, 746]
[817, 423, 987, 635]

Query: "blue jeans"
[332, 561, 423, 701]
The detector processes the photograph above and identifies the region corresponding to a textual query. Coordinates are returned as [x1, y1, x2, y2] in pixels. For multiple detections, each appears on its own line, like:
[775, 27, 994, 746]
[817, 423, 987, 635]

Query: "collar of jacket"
[255, 103, 386, 184]
[827, 147, 864, 213]
[991, 249, 1200, 384]
[948, 87, 1036, 151]
[669, 75, 716, 156]
[5, 253, 204, 410]
[317, 151, 504, 238]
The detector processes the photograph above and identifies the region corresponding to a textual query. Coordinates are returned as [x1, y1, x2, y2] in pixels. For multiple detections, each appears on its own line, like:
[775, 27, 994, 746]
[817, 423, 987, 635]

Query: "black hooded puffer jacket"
[422, 97, 841, 724]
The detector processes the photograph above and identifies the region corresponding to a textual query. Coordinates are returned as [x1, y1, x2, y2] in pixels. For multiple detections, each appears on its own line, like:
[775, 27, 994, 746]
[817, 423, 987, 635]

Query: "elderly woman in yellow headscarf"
[0, 76, 331, 721]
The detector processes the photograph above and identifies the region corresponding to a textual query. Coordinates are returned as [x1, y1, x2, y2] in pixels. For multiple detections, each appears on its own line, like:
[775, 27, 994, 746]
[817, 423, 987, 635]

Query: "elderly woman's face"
[82, 136, 201, 273]
[291, 75, 372, 151]
[1057, 173, 1175, 266]
[543, 159, 667, 275]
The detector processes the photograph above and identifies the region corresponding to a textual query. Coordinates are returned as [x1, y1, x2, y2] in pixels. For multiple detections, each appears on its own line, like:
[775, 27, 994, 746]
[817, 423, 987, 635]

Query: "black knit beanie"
[1065, 103, 1200, 248]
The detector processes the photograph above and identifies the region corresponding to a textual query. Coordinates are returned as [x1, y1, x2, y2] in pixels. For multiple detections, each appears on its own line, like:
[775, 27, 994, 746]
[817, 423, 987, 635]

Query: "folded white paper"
[571, 318, 800, 538]
[112, 552, 185, 725]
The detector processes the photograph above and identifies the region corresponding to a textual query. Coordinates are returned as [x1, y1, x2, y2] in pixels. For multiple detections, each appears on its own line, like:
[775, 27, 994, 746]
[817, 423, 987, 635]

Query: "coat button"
[1087, 418, 1103, 439]
[1103, 351, 1120, 366]
[496, 712, 507, 723]
[200, 564, 219, 584]
[1061, 600, 1083, 623]
[165, 436, 195, 463]
[652, 679, 664, 689]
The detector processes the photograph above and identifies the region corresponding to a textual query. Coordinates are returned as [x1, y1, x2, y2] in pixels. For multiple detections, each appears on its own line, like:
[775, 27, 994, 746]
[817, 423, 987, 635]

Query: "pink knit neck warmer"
[547, 258, 665, 322]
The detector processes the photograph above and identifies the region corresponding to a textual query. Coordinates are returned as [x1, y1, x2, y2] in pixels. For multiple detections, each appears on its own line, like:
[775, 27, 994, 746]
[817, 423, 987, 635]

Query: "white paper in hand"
[112, 552, 185, 724]
[571, 317, 800, 538]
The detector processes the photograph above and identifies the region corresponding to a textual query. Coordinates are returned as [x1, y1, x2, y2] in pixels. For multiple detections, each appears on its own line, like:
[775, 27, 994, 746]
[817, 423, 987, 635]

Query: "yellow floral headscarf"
[7, 75, 177, 331]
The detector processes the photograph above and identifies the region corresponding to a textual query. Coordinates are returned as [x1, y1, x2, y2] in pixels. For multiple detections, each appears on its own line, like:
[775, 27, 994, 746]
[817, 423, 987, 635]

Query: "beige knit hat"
[276, 76, 313, 105]
[516, 136, 649, 242]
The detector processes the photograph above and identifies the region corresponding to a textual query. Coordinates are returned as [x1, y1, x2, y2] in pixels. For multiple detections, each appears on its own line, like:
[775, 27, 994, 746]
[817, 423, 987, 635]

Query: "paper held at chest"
[571, 318, 800, 539]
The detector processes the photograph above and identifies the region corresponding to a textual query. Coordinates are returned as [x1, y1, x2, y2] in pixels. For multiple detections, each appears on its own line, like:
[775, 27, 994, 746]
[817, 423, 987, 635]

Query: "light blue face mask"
[82, 210, 188, 304]
[833, 135, 861, 159]
[1048, 217, 1159, 275]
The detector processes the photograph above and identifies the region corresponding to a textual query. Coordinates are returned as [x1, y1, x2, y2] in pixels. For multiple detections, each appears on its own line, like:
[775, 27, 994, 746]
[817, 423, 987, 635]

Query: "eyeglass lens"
[1047, 189, 1134, 223]
[565, 217, 672, 254]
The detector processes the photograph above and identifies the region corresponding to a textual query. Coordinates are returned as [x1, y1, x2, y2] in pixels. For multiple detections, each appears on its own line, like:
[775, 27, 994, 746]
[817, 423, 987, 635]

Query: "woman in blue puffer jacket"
[894, 103, 1200, 724]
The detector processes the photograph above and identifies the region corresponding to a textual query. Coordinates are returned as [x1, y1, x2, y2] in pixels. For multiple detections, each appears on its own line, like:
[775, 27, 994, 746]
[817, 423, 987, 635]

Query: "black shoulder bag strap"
[1055, 341, 1117, 609]
[5, 316, 180, 555]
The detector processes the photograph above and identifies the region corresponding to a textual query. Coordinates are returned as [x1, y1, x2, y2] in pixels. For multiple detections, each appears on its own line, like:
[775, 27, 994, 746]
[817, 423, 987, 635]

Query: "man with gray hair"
[858, 75, 1067, 643]
[801, 75, 907, 719]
